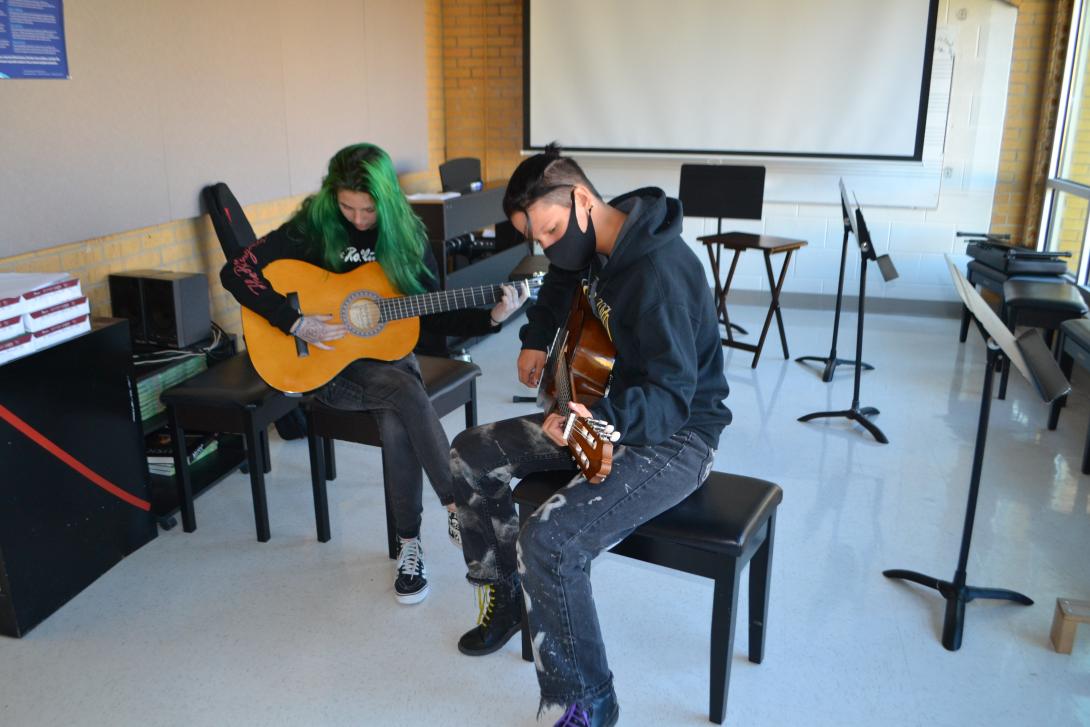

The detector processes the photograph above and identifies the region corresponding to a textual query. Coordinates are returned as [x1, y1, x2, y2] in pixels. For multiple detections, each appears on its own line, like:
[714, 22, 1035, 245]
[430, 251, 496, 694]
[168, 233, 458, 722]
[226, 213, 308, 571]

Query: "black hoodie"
[520, 187, 731, 449]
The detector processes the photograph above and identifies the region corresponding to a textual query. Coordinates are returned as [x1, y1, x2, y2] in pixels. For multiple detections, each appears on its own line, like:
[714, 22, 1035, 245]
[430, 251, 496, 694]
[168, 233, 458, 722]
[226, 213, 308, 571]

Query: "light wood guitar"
[537, 291, 618, 484]
[241, 259, 541, 393]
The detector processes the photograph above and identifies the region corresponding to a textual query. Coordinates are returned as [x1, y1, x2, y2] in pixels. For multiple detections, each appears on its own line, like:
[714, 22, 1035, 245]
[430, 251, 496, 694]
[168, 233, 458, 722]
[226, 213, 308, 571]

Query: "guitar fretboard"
[554, 347, 572, 417]
[377, 283, 511, 322]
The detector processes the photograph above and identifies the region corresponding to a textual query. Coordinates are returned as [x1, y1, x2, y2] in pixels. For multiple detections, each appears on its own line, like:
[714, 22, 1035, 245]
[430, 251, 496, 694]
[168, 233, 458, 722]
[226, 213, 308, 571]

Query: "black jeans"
[451, 414, 716, 710]
[317, 354, 453, 539]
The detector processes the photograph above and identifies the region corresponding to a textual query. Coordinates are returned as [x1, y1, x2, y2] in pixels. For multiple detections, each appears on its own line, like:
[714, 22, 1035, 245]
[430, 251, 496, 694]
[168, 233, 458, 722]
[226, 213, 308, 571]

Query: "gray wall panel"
[364, 0, 427, 175]
[279, 0, 370, 195]
[156, 0, 291, 220]
[0, 0, 428, 255]
[1, 1, 170, 256]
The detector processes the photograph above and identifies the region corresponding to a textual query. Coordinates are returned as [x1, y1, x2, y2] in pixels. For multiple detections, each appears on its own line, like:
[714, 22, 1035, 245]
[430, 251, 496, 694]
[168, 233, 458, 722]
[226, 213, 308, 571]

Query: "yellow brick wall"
[0, 195, 307, 340]
[441, 0, 523, 183]
[990, 0, 1072, 245]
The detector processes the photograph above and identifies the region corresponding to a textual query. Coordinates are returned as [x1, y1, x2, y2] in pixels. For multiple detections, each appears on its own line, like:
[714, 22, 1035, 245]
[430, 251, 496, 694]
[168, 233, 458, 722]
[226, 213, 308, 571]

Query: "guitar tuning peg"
[608, 431, 621, 443]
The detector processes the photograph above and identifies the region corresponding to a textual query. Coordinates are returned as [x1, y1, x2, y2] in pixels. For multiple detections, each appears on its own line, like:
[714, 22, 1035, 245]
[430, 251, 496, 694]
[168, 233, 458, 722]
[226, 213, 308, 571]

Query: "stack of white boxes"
[0, 273, 91, 366]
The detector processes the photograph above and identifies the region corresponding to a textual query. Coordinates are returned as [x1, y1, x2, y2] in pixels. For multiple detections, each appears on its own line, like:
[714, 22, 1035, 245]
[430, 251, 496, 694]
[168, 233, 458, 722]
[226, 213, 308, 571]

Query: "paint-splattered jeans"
[450, 413, 716, 709]
[316, 354, 454, 539]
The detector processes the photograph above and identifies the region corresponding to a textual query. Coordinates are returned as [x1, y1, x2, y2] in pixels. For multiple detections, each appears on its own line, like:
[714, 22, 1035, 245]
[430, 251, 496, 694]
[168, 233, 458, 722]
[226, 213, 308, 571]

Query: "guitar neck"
[379, 283, 506, 322]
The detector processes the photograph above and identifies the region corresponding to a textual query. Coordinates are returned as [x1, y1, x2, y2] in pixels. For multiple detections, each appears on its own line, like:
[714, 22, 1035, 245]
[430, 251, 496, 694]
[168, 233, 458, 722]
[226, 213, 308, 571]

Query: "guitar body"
[540, 292, 617, 483]
[241, 260, 420, 393]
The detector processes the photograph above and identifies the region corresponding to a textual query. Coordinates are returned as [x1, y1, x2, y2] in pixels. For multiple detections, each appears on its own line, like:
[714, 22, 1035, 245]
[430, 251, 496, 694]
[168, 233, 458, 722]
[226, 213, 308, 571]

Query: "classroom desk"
[698, 232, 807, 368]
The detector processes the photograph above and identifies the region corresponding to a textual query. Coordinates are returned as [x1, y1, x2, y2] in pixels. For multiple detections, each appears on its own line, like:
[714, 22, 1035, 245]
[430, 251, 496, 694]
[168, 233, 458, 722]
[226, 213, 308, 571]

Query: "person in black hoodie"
[220, 143, 528, 606]
[449, 145, 730, 727]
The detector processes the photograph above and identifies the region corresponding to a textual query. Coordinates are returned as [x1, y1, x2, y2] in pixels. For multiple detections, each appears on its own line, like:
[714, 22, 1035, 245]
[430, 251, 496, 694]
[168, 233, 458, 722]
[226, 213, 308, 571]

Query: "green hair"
[289, 143, 431, 294]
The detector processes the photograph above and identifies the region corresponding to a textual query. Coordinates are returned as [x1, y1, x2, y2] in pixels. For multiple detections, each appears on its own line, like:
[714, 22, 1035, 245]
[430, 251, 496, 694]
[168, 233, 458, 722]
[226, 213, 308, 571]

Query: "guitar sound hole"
[342, 293, 383, 337]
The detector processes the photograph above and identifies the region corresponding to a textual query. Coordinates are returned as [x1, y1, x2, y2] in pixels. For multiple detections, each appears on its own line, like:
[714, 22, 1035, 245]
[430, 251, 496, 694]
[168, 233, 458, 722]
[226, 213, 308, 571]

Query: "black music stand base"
[881, 569, 1032, 651]
[796, 222, 873, 382]
[795, 355, 873, 383]
[798, 257, 888, 444]
[797, 405, 887, 444]
[882, 344, 1032, 651]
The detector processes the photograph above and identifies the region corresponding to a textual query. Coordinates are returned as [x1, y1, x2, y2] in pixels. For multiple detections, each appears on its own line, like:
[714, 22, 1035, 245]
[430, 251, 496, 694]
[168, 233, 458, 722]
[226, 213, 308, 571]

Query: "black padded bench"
[958, 239, 1070, 343]
[1049, 318, 1090, 472]
[513, 469, 782, 725]
[161, 352, 301, 542]
[305, 354, 481, 557]
[999, 279, 1087, 399]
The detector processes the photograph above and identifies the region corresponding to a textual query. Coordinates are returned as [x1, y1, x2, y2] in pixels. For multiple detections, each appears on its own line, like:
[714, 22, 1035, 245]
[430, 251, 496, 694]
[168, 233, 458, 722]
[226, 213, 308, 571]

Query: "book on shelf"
[136, 355, 208, 422]
[145, 431, 219, 474]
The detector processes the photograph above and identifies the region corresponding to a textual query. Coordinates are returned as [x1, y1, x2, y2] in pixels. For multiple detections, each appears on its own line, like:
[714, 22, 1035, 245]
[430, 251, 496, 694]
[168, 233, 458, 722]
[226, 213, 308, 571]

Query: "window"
[1042, 1, 1090, 282]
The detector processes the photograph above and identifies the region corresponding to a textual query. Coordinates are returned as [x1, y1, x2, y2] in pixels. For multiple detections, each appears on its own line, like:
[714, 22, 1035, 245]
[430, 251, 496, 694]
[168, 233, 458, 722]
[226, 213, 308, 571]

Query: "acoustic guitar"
[537, 290, 619, 484]
[242, 259, 541, 393]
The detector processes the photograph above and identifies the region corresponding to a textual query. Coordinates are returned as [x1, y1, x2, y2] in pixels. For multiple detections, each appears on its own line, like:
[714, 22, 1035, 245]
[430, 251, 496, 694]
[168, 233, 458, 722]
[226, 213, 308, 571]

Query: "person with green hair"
[221, 143, 528, 605]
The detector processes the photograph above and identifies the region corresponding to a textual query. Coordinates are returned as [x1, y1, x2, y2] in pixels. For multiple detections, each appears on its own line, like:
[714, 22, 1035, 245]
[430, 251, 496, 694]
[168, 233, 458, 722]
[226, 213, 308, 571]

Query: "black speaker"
[108, 270, 156, 344]
[109, 271, 211, 348]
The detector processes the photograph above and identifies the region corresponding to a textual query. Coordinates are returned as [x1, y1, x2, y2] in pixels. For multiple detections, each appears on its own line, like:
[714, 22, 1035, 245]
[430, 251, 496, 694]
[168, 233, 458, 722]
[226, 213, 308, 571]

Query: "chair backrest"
[439, 157, 483, 193]
[202, 182, 257, 259]
[678, 164, 765, 222]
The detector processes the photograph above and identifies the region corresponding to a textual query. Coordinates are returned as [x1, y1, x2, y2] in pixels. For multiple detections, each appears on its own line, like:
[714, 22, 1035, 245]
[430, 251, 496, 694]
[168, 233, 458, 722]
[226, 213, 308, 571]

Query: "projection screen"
[525, 0, 939, 160]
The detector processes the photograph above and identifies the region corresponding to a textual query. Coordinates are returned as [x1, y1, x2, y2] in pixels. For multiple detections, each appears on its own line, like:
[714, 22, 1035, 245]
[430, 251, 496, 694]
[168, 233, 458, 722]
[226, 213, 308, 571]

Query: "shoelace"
[396, 538, 424, 577]
[474, 583, 496, 627]
[554, 704, 590, 727]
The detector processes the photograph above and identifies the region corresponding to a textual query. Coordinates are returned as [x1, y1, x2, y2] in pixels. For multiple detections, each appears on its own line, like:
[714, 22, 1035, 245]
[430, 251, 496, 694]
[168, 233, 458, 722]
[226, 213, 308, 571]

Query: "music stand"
[882, 257, 1069, 651]
[679, 164, 766, 337]
[798, 199, 897, 443]
[796, 179, 875, 382]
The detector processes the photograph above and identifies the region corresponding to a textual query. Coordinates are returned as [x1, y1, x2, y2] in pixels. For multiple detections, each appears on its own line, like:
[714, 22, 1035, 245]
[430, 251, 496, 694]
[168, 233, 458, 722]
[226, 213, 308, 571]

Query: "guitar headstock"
[563, 413, 619, 484]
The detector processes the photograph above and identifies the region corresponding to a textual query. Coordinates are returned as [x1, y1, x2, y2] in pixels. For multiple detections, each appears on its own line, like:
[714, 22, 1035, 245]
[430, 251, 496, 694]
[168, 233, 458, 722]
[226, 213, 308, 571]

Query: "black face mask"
[541, 190, 596, 272]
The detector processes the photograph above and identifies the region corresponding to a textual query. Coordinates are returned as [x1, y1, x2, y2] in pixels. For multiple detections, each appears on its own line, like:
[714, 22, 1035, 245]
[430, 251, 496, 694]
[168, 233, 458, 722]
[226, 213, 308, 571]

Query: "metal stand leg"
[882, 344, 1032, 650]
[796, 225, 874, 381]
[798, 259, 888, 443]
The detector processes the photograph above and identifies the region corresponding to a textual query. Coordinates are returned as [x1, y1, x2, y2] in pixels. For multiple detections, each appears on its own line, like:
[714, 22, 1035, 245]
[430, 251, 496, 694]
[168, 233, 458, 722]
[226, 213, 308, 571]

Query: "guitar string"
[375, 280, 539, 322]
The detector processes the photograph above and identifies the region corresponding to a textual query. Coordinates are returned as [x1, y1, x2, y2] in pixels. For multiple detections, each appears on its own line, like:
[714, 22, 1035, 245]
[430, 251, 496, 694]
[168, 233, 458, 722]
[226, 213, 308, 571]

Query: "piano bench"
[160, 352, 303, 542]
[512, 469, 783, 725]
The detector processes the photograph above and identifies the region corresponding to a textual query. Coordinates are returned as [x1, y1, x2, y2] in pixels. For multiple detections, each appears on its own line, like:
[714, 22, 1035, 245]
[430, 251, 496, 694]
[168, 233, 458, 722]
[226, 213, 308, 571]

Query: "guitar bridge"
[286, 292, 308, 358]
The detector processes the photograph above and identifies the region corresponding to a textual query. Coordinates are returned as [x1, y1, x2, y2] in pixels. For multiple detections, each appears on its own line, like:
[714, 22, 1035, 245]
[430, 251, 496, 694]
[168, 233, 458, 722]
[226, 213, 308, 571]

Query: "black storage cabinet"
[0, 319, 156, 637]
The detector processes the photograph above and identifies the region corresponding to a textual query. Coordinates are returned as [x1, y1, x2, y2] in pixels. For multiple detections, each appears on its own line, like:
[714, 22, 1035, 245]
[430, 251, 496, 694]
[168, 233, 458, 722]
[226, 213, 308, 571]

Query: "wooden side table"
[699, 232, 807, 368]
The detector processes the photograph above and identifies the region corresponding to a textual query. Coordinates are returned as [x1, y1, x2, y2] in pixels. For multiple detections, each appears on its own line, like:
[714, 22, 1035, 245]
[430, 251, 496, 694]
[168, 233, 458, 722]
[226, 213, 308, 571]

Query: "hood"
[601, 187, 682, 277]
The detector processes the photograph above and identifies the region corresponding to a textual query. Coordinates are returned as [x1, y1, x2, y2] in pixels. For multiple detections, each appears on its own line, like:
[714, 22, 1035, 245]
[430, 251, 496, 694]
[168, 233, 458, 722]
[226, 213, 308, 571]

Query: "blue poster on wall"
[0, 0, 68, 79]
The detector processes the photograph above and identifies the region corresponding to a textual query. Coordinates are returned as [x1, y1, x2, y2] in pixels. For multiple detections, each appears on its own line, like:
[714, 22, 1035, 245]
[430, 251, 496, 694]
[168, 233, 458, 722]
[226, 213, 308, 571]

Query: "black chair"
[161, 353, 302, 542]
[305, 355, 482, 557]
[513, 469, 782, 725]
[439, 157, 483, 193]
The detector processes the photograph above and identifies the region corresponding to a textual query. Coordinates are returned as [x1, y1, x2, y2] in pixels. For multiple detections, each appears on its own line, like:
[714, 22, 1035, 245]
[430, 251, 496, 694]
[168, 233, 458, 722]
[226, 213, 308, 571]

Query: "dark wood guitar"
[538, 291, 618, 484]
[242, 259, 542, 393]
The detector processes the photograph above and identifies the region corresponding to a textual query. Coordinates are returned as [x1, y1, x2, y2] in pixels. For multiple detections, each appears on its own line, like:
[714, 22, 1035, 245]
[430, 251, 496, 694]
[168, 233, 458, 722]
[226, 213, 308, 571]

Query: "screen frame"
[522, 0, 941, 162]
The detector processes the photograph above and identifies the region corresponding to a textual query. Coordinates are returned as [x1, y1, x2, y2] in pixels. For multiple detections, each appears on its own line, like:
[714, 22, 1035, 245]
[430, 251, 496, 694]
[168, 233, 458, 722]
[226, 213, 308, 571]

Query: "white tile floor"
[1, 306, 1089, 727]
